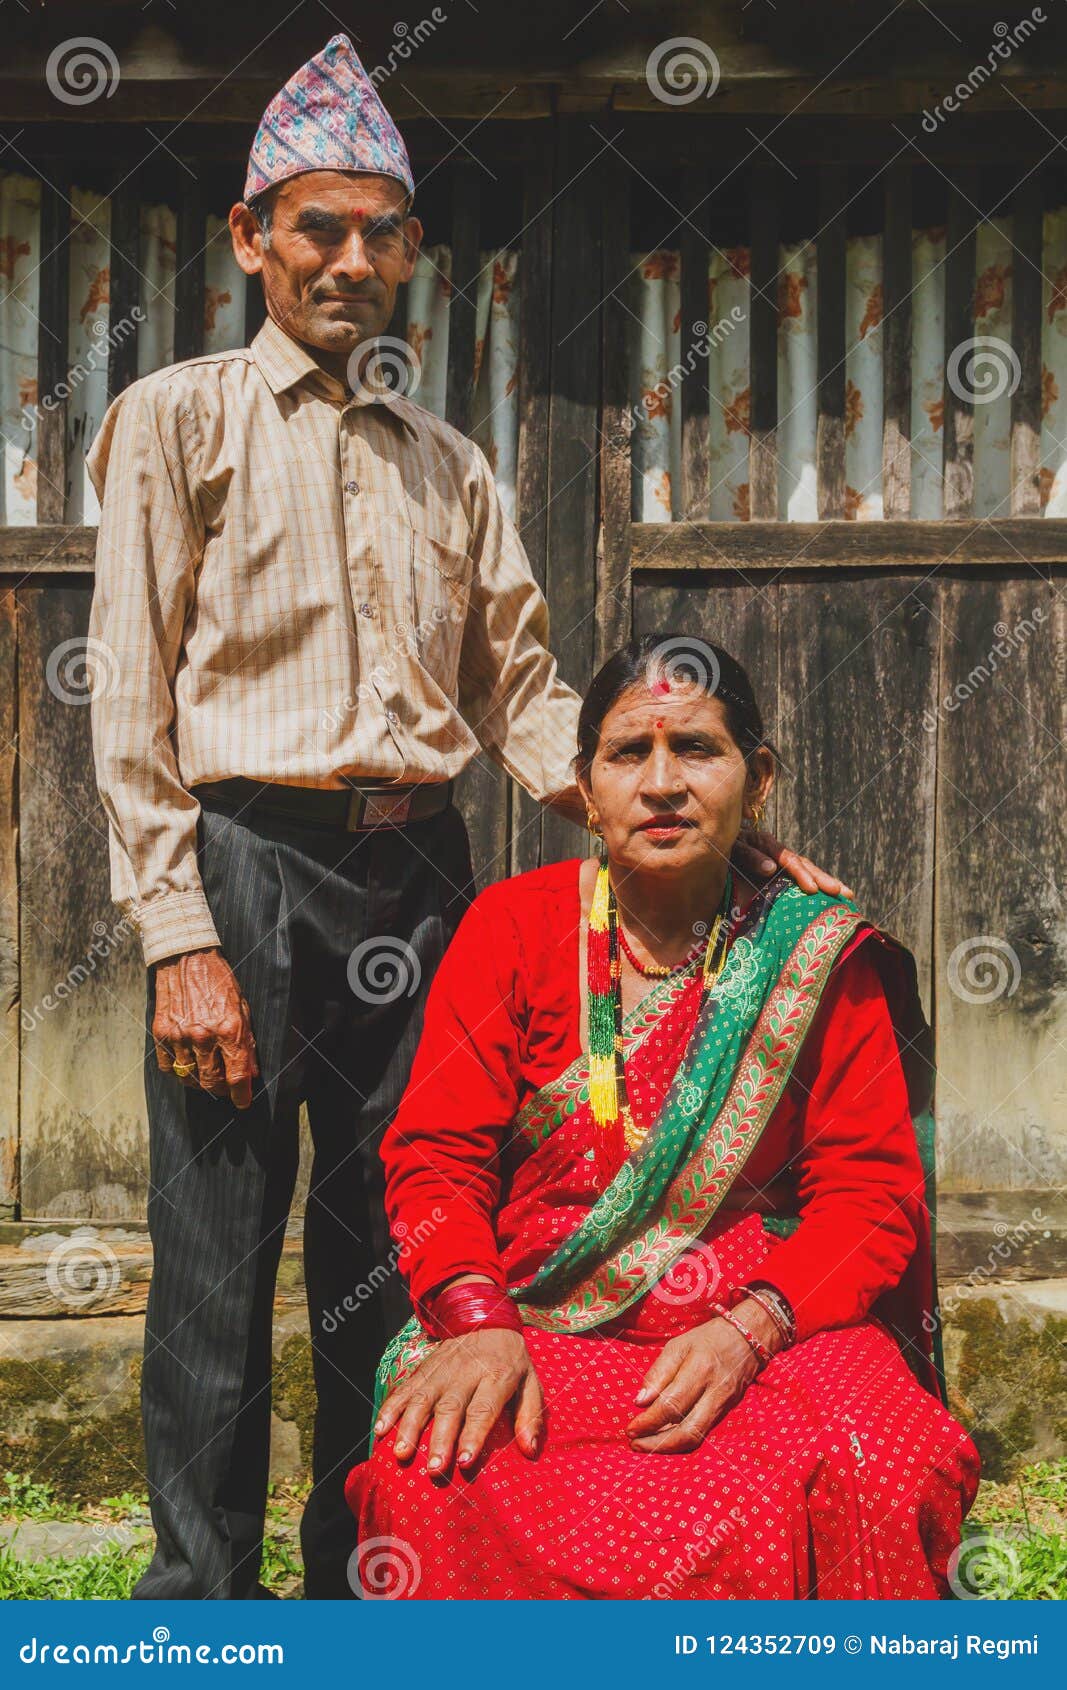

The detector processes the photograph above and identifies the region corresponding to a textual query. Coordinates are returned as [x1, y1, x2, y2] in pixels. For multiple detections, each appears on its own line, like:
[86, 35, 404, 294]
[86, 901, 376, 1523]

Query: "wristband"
[418, 1281, 524, 1340]
[710, 1300, 774, 1369]
[742, 1282, 797, 1347]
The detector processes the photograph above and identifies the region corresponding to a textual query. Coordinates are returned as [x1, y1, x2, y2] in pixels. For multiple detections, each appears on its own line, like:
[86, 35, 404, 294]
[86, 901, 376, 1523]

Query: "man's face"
[231, 171, 422, 367]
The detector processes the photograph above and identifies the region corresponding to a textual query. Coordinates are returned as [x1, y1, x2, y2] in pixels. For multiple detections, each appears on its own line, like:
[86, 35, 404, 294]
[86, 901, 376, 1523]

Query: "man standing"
[87, 35, 841, 1600]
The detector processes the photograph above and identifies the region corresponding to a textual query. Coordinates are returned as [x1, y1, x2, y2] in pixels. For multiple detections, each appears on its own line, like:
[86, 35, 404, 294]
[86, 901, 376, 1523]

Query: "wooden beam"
[444, 162, 480, 438]
[0, 589, 17, 1218]
[678, 165, 710, 521]
[1010, 175, 1042, 517]
[511, 152, 553, 877]
[106, 185, 139, 401]
[596, 152, 632, 670]
[882, 156, 913, 520]
[748, 162, 779, 520]
[0, 527, 97, 570]
[631, 518, 1067, 569]
[173, 177, 205, 363]
[34, 174, 70, 526]
[942, 169, 978, 519]
[816, 163, 847, 520]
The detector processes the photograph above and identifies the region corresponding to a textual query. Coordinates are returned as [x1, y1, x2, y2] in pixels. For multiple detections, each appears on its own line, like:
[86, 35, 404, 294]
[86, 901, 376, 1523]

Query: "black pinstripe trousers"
[132, 794, 476, 1600]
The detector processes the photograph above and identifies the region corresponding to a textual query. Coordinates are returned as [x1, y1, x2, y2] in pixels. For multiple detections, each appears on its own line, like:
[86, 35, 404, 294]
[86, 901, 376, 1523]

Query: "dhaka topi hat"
[244, 33, 414, 205]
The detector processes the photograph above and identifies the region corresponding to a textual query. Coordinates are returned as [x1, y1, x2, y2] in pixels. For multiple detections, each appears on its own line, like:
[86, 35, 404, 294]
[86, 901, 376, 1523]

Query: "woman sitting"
[345, 634, 979, 1600]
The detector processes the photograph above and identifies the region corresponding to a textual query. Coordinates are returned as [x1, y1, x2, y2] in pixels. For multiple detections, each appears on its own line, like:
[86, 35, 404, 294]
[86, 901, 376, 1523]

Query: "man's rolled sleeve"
[86, 380, 220, 967]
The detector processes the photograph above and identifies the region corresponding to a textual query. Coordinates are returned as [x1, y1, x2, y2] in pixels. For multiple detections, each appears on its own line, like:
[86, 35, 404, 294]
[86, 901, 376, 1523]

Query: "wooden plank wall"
[2, 139, 1066, 1218]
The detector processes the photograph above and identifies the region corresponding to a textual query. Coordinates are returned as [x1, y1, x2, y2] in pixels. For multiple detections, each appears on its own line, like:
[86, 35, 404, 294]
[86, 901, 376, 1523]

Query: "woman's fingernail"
[394, 1439, 410, 1456]
[760, 857, 776, 873]
[373, 1420, 385, 1435]
[457, 1449, 473, 1465]
[427, 1455, 441, 1471]
[634, 1386, 651, 1404]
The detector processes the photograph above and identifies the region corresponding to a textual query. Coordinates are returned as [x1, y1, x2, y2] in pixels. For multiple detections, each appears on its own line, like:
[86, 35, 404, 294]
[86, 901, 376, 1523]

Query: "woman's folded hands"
[374, 1329, 545, 1474]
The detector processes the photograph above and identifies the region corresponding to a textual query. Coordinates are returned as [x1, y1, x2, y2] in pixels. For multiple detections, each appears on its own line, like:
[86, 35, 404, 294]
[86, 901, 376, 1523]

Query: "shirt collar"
[251, 316, 420, 440]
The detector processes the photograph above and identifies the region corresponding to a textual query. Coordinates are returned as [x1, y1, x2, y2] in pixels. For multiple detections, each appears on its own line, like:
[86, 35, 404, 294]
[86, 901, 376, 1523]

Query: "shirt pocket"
[405, 524, 472, 697]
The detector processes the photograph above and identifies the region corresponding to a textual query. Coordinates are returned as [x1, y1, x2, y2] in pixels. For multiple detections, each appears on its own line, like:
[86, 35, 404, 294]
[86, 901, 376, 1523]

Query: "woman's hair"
[576, 632, 777, 775]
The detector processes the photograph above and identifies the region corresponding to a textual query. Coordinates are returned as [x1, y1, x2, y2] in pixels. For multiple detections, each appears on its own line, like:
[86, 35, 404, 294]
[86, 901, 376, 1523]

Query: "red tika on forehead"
[650, 677, 672, 696]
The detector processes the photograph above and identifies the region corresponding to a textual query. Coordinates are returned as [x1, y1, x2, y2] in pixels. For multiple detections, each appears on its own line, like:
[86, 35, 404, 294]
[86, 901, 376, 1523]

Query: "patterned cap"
[244, 33, 414, 205]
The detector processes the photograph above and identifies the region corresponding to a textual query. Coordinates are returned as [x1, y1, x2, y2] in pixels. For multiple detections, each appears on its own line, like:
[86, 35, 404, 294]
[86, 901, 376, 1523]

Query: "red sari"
[345, 861, 979, 1599]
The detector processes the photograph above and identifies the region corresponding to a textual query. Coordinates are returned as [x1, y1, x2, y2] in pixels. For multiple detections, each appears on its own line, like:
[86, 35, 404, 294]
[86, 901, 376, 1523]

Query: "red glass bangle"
[418, 1281, 524, 1340]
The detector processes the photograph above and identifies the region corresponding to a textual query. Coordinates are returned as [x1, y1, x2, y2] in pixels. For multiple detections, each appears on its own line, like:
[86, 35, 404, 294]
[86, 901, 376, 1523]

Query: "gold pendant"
[621, 1103, 647, 1153]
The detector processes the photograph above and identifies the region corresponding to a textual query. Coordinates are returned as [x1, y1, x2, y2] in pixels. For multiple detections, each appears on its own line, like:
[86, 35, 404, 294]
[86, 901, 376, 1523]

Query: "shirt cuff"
[135, 890, 221, 967]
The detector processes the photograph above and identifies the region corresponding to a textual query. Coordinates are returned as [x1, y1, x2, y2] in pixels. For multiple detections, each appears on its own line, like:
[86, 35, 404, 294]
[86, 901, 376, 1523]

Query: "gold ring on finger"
[172, 1059, 195, 1077]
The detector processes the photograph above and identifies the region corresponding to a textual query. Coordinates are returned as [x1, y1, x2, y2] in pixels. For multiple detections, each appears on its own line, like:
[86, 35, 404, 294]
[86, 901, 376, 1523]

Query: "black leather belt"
[190, 776, 453, 832]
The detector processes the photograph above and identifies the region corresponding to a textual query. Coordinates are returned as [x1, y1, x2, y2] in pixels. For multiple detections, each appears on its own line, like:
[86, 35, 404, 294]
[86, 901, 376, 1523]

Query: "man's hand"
[152, 947, 259, 1109]
[625, 1296, 783, 1454]
[734, 829, 854, 900]
[374, 1327, 544, 1472]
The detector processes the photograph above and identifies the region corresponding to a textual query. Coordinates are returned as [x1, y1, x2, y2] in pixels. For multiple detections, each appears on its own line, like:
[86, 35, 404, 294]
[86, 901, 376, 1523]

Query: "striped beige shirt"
[86, 315, 583, 967]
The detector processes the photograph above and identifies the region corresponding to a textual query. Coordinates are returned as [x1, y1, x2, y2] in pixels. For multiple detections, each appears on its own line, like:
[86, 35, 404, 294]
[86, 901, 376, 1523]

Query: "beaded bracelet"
[742, 1283, 797, 1347]
[710, 1300, 774, 1369]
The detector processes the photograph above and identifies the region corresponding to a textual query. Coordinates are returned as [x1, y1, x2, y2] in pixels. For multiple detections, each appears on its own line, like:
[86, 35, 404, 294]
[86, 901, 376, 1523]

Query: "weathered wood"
[0, 529, 97, 571]
[934, 573, 1066, 1191]
[937, 1189, 1067, 1284]
[173, 177, 205, 364]
[17, 586, 148, 1218]
[776, 573, 940, 1011]
[445, 164, 508, 887]
[0, 1230, 306, 1317]
[679, 166, 711, 522]
[511, 153, 554, 877]
[942, 169, 978, 519]
[882, 156, 912, 520]
[596, 152, 632, 671]
[1010, 176, 1042, 517]
[816, 164, 847, 521]
[632, 574, 780, 833]
[748, 163, 779, 520]
[631, 518, 1067, 569]
[0, 591, 18, 1218]
[35, 174, 71, 526]
[106, 186, 140, 402]
[444, 162, 480, 438]
[540, 119, 602, 869]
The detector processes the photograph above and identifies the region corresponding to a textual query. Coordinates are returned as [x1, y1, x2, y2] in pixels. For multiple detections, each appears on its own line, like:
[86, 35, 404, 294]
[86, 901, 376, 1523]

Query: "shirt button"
[345, 479, 360, 494]
[386, 709, 399, 724]
[359, 602, 374, 617]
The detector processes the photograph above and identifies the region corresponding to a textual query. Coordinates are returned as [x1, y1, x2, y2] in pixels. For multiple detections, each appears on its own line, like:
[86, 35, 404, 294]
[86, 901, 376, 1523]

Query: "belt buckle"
[346, 786, 413, 831]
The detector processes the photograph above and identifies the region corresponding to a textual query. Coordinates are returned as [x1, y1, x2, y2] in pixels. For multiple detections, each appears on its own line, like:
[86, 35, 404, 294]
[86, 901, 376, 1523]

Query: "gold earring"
[748, 801, 766, 830]
[586, 807, 600, 834]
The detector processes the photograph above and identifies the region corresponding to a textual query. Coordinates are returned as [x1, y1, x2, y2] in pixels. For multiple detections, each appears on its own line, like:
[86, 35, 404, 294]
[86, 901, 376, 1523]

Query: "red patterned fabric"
[345, 860, 980, 1598]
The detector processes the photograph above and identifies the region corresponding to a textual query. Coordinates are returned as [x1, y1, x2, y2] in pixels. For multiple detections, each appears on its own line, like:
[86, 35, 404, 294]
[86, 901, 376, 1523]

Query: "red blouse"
[380, 859, 926, 1343]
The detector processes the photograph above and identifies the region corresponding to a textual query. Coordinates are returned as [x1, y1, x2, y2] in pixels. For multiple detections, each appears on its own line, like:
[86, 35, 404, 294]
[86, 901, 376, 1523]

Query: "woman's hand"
[734, 829, 854, 900]
[374, 1328, 544, 1472]
[626, 1297, 782, 1454]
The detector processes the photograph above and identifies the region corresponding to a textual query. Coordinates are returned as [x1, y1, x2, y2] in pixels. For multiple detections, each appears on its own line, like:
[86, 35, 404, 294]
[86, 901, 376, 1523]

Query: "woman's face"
[577, 679, 774, 884]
